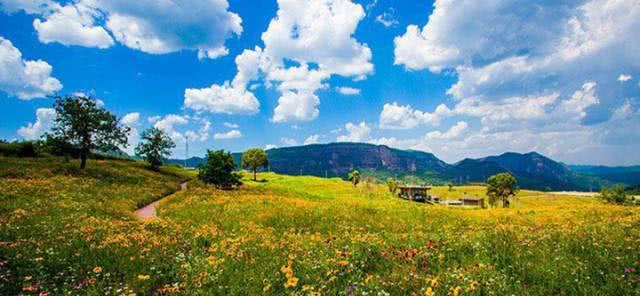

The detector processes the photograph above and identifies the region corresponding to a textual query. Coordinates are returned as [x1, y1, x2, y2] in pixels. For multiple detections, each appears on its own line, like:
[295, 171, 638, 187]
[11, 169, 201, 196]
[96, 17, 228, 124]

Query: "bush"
[599, 185, 627, 204]
[198, 149, 242, 189]
[0, 141, 39, 157]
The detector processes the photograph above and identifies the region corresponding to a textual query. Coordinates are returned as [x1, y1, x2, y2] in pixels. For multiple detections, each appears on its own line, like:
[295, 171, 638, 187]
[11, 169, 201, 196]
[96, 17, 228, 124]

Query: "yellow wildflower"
[425, 287, 433, 296]
[365, 274, 374, 284]
[284, 276, 299, 288]
[452, 286, 462, 296]
[138, 274, 150, 281]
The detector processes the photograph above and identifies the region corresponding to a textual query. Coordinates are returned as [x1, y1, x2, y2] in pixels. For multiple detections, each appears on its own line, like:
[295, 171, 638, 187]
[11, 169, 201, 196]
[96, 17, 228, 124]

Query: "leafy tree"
[486, 173, 519, 208]
[599, 185, 627, 204]
[50, 95, 129, 169]
[447, 182, 454, 191]
[135, 127, 175, 170]
[348, 169, 360, 187]
[198, 149, 242, 189]
[241, 148, 269, 181]
[386, 177, 398, 194]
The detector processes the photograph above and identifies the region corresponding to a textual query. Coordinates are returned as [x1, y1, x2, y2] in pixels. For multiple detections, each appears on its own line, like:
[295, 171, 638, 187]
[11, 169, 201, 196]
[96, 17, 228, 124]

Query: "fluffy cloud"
[390, 0, 640, 164]
[33, 2, 114, 48]
[337, 121, 371, 142]
[184, 48, 261, 115]
[17, 108, 56, 140]
[261, 0, 373, 78]
[0, 37, 62, 99]
[184, 82, 260, 115]
[561, 82, 599, 120]
[379, 102, 451, 130]
[5, 0, 242, 58]
[336, 86, 361, 96]
[153, 114, 189, 143]
[187, 0, 374, 123]
[618, 74, 632, 82]
[304, 134, 320, 145]
[152, 114, 212, 146]
[119, 112, 140, 154]
[262, 0, 373, 122]
[398, 0, 639, 106]
[223, 122, 239, 129]
[425, 121, 468, 140]
[213, 129, 242, 140]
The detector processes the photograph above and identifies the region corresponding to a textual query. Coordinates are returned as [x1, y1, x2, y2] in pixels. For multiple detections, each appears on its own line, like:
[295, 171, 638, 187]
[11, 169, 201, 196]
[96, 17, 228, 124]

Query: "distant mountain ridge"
[167, 142, 639, 191]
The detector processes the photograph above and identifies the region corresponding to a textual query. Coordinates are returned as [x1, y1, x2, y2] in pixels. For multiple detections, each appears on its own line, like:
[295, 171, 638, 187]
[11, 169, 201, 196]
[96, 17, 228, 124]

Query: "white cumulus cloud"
[119, 112, 140, 154]
[17, 108, 56, 140]
[379, 102, 451, 130]
[213, 129, 242, 140]
[0, 37, 62, 99]
[304, 134, 320, 145]
[618, 74, 632, 82]
[425, 121, 468, 140]
[337, 121, 371, 142]
[5, 0, 242, 58]
[336, 86, 361, 96]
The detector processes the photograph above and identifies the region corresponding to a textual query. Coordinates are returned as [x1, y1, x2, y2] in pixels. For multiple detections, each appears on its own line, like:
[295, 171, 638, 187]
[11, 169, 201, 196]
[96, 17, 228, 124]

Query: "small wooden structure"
[460, 197, 484, 208]
[398, 185, 431, 202]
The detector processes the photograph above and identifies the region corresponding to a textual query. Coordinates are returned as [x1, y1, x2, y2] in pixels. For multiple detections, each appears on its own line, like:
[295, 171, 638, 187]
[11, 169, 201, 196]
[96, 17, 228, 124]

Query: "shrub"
[0, 141, 39, 157]
[386, 177, 398, 194]
[599, 185, 627, 204]
[198, 149, 242, 189]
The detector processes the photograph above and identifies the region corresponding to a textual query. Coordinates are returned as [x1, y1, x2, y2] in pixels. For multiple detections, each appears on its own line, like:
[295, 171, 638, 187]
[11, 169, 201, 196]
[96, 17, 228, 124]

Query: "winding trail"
[135, 181, 189, 219]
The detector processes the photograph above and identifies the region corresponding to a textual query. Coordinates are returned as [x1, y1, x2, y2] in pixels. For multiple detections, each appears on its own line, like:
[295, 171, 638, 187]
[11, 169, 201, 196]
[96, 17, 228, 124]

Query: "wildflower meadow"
[1, 156, 639, 295]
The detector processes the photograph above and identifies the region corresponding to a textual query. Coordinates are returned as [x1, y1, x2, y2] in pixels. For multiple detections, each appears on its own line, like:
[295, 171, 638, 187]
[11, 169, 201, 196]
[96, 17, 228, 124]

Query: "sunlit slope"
[1, 159, 638, 295]
[158, 172, 640, 295]
[0, 156, 190, 294]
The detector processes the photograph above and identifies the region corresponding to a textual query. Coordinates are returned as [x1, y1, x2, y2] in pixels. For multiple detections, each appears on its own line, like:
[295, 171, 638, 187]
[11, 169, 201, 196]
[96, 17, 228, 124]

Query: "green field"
[1, 156, 639, 295]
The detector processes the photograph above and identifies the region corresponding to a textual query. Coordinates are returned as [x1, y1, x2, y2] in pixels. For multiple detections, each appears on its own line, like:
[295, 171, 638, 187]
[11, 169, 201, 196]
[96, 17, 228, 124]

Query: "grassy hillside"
[1, 157, 639, 295]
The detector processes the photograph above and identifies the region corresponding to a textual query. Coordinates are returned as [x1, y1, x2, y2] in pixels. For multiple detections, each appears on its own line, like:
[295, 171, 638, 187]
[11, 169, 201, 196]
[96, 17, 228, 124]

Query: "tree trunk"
[254, 169, 257, 181]
[80, 151, 87, 169]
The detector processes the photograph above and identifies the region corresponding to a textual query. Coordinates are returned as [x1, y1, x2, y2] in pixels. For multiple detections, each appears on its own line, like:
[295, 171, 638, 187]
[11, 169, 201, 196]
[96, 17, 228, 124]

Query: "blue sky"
[1, 0, 639, 165]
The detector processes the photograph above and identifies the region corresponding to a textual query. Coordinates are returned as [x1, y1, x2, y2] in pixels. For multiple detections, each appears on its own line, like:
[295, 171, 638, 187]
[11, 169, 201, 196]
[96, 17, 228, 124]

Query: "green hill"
[170, 143, 640, 191]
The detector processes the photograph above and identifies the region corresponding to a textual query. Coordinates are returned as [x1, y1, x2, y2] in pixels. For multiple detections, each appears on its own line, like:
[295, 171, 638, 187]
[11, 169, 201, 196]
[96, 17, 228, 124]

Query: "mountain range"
[167, 142, 640, 191]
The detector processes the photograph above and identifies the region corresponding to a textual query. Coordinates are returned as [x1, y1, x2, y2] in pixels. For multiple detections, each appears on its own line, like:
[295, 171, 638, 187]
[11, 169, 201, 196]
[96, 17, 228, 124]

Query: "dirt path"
[135, 181, 189, 219]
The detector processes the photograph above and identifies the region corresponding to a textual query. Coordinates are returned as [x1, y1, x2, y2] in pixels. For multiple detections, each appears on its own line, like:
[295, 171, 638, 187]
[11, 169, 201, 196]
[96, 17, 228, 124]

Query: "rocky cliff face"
[265, 143, 447, 178]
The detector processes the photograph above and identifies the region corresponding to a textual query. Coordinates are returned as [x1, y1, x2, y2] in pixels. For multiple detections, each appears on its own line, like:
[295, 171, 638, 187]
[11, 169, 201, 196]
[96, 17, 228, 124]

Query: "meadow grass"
[1, 157, 639, 295]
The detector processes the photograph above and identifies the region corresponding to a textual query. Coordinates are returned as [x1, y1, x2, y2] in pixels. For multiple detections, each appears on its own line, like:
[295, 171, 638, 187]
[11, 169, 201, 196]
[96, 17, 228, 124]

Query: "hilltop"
[169, 143, 639, 191]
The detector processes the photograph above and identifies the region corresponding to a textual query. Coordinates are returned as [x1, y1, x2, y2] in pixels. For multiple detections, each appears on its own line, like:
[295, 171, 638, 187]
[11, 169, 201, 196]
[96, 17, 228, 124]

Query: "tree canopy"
[135, 127, 175, 170]
[198, 149, 242, 189]
[50, 95, 129, 169]
[348, 169, 361, 187]
[599, 185, 627, 204]
[486, 173, 519, 208]
[242, 148, 269, 181]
